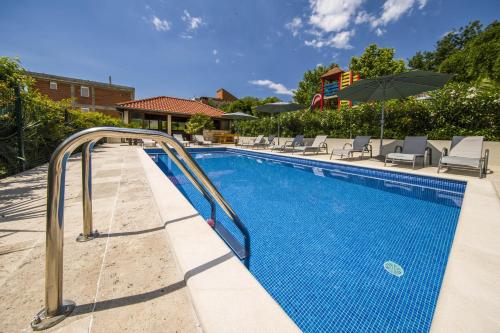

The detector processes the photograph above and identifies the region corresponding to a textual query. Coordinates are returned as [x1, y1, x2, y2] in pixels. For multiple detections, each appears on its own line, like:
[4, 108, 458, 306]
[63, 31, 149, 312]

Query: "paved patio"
[0, 144, 200, 332]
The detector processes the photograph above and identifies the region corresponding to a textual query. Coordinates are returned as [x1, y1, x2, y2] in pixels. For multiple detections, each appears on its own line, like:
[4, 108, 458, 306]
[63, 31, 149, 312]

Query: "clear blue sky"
[1, 0, 498, 101]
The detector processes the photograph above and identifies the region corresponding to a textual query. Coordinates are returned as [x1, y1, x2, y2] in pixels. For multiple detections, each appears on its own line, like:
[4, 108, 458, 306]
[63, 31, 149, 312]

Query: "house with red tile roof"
[117, 96, 229, 134]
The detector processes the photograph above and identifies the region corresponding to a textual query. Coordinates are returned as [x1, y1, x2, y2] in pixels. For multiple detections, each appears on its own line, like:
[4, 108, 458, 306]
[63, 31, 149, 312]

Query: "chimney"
[108, 76, 112, 85]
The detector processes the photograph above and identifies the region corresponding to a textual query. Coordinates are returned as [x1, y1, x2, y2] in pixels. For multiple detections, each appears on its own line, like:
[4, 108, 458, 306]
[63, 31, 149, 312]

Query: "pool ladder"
[31, 127, 250, 330]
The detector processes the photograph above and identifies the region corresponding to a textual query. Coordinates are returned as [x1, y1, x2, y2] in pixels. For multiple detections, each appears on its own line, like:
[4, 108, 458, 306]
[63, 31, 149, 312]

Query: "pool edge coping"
[144, 146, 500, 332]
[137, 148, 302, 333]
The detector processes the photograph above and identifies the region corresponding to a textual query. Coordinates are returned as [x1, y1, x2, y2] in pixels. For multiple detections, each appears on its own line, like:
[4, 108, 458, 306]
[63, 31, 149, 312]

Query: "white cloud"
[289, 0, 428, 47]
[181, 10, 204, 31]
[249, 80, 294, 96]
[417, 0, 428, 9]
[212, 49, 220, 63]
[285, 17, 303, 37]
[308, 0, 365, 33]
[151, 16, 171, 31]
[180, 34, 193, 39]
[354, 11, 374, 24]
[370, 0, 427, 28]
[305, 30, 355, 49]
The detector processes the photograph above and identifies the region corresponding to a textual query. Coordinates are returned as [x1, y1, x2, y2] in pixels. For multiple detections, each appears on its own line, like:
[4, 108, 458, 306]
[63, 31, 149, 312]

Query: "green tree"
[221, 96, 281, 116]
[349, 44, 406, 79]
[185, 113, 214, 134]
[439, 21, 500, 83]
[407, 20, 496, 82]
[293, 63, 338, 106]
[224, 97, 258, 114]
[260, 96, 281, 104]
[408, 51, 435, 71]
[434, 20, 483, 66]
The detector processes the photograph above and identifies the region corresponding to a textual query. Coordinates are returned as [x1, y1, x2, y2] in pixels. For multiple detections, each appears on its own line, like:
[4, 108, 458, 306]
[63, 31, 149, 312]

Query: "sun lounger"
[173, 133, 190, 147]
[194, 134, 212, 146]
[385, 136, 430, 169]
[292, 135, 328, 155]
[240, 135, 264, 148]
[330, 136, 372, 159]
[254, 135, 275, 149]
[275, 135, 304, 152]
[438, 136, 489, 178]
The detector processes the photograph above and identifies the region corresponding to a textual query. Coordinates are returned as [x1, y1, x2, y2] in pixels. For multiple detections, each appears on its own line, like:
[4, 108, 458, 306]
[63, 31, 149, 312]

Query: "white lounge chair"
[438, 136, 489, 178]
[240, 135, 264, 148]
[173, 133, 190, 147]
[330, 136, 372, 159]
[194, 135, 212, 146]
[276, 135, 304, 152]
[292, 135, 328, 155]
[254, 135, 276, 149]
[385, 136, 430, 169]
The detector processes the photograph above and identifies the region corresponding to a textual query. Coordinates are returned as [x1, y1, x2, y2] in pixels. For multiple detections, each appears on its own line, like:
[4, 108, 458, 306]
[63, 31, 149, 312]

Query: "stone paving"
[0, 144, 200, 332]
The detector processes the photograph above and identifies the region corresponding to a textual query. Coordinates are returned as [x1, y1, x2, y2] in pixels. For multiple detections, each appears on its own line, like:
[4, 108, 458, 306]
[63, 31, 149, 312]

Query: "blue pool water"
[149, 148, 465, 333]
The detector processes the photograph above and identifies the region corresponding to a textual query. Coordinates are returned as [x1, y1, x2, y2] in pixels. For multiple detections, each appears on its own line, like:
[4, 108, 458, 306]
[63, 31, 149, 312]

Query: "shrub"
[0, 57, 126, 177]
[185, 113, 214, 134]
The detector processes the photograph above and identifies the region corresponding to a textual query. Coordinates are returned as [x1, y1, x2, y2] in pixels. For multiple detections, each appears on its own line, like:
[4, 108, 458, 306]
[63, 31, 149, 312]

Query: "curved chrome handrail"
[31, 127, 250, 330]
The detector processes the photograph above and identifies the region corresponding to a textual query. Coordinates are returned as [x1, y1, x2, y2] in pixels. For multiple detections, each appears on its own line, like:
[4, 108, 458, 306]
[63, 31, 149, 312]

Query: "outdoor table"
[214, 133, 237, 143]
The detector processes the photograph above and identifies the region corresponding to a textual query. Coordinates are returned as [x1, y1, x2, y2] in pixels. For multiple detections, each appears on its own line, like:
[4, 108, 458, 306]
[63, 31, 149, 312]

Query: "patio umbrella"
[221, 112, 258, 120]
[254, 102, 305, 144]
[337, 70, 453, 155]
[221, 112, 258, 135]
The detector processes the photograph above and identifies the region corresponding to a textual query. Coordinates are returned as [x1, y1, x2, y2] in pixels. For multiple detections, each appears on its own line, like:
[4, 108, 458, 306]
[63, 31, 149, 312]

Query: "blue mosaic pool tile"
[148, 148, 464, 333]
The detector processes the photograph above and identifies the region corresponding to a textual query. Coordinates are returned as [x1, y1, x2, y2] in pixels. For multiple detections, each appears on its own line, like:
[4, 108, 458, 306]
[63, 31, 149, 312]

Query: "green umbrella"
[337, 70, 453, 155]
[221, 112, 258, 136]
[221, 112, 258, 120]
[254, 102, 305, 144]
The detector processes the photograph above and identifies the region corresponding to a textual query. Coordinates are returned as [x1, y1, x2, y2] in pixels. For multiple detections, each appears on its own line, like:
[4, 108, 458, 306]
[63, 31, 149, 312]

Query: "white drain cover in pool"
[384, 261, 404, 277]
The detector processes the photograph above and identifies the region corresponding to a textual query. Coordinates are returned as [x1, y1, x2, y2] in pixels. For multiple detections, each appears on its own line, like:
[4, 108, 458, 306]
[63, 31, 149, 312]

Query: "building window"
[148, 119, 159, 130]
[81, 107, 90, 113]
[81, 86, 90, 97]
[130, 112, 143, 128]
[49, 81, 58, 90]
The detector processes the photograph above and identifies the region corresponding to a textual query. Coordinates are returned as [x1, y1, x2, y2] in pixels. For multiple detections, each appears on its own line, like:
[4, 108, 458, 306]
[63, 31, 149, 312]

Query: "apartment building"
[28, 71, 135, 118]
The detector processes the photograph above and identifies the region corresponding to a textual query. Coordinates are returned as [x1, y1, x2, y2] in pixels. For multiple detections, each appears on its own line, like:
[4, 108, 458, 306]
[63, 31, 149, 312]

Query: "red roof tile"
[117, 96, 225, 118]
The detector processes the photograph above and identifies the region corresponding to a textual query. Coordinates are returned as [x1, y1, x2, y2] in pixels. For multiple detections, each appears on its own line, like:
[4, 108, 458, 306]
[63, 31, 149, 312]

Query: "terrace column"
[167, 114, 172, 134]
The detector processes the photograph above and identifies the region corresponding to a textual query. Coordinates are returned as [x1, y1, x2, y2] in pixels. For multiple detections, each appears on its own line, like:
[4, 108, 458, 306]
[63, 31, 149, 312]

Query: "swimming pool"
[149, 148, 465, 333]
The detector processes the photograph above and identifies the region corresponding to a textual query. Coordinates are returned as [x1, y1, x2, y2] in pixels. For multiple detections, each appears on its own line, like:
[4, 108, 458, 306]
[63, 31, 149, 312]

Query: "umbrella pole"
[379, 100, 385, 156]
[277, 115, 280, 145]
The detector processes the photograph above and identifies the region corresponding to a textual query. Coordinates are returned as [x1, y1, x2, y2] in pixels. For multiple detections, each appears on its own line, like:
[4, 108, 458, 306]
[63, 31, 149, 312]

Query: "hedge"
[237, 82, 500, 141]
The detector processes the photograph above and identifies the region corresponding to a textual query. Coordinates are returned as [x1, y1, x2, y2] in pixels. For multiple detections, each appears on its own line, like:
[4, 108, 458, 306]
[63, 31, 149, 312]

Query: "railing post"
[31, 152, 75, 330]
[158, 141, 217, 223]
[77, 141, 99, 242]
[31, 127, 251, 330]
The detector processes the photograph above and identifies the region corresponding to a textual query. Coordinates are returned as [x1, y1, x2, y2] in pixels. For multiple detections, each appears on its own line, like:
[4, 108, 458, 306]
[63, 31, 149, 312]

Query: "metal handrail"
[31, 127, 250, 330]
